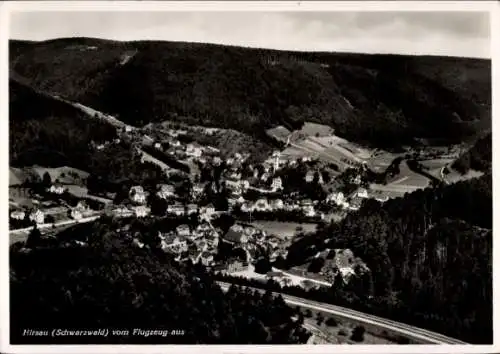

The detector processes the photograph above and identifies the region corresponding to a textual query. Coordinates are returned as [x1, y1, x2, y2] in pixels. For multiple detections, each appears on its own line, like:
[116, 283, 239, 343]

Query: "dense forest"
[9, 78, 117, 167]
[284, 174, 492, 343]
[9, 78, 170, 191]
[452, 132, 492, 174]
[10, 38, 490, 149]
[10, 220, 310, 344]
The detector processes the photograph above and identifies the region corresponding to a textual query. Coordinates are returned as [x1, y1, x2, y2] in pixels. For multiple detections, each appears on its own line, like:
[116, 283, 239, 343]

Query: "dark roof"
[224, 229, 244, 243]
[266, 271, 284, 277]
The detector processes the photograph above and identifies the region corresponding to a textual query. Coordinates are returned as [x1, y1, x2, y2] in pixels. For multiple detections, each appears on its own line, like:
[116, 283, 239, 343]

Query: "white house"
[236, 196, 246, 205]
[356, 188, 369, 199]
[10, 210, 26, 220]
[186, 144, 203, 158]
[327, 191, 346, 206]
[304, 171, 315, 183]
[133, 238, 145, 249]
[71, 209, 83, 220]
[254, 198, 271, 212]
[270, 199, 284, 210]
[241, 203, 253, 213]
[112, 206, 133, 217]
[271, 177, 283, 192]
[48, 184, 65, 195]
[200, 204, 216, 217]
[186, 204, 198, 215]
[129, 186, 147, 204]
[157, 184, 176, 199]
[303, 205, 316, 218]
[213, 156, 222, 166]
[239, 180, 250, 190]
[154, 142, 162, 150]
[133, 205, 150, 218]
[29, 209, 45, 224]
[261, 172, 271, 182]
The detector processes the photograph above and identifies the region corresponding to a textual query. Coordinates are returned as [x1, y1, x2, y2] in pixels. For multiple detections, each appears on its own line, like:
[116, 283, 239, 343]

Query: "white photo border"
[1, 1, 498, 354]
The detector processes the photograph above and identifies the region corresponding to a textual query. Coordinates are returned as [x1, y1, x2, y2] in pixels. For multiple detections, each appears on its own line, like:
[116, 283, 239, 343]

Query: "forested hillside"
[452, 132, 492, 174]
[285, 174, 492, 343]
[10, 38, 491, 149]
[10, 220, 309, 344]
[9, 78, 116, 167]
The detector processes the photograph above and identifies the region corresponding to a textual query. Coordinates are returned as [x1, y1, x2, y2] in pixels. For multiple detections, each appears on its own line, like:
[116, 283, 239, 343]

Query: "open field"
[287, 266, 331, 284]
[32, 166, 89, 183]
[389, 174, 430, 189]
[10, 166, 89, 186]
[65, 184, 114, 204]
[266, 125, 291, 142]
[419, 158, 455, 180]
[298, 122, 334, 137]
[367, 151, 403, 173]
[288, 139, 353, 168]
[312, 135, 373, 162]
[368, 185, 408, 199]
[9, 168, 25, 186]
[249, 221, 318, 239]
[280, 146, 316, 159]
[386, 160, 430, 188]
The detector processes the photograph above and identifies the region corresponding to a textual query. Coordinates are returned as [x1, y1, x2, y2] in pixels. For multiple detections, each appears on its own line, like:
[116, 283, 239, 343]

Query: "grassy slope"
[10, 38, 491, 149]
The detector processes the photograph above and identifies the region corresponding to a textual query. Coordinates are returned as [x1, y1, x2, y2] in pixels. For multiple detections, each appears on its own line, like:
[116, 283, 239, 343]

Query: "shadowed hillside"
[452, 132, 492, 174]
[9, 78, 117, 167]
[10, 38, 491, 149]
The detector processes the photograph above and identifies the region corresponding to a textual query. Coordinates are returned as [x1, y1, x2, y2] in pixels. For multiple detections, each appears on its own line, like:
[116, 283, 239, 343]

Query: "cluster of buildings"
[9, 183, 101, 229]
[239, 197, 324, 218]
[326, 188, 368, 211]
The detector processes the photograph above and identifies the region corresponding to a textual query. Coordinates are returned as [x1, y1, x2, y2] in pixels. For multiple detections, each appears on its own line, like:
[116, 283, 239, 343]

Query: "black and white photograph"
[1, 1, 496, 352]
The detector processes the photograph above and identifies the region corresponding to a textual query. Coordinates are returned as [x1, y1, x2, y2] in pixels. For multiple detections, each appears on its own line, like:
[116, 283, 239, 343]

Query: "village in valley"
[9, 113, 470, 289]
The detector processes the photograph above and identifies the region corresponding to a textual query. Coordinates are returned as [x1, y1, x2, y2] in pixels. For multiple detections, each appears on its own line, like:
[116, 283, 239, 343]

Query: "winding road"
[217, 281, 467, 345]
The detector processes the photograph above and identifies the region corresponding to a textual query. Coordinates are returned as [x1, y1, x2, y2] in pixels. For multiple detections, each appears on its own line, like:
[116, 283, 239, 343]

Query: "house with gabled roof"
[48, 184, 66, 195]
[129, 185, 147, 204]
[29, 209, 44, 224]
[223, 225, 248, 245]
[10, 210, 26, 220]
[157, 184, 175, 199]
